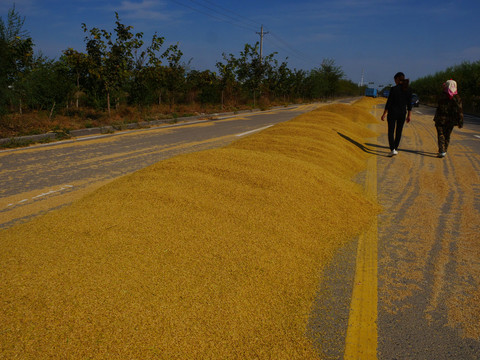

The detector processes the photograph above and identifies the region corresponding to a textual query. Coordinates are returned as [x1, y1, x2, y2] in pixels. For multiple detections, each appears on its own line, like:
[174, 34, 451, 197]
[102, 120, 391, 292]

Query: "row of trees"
[411, 61, 480, 115]
[3, 6, 479, 123]
[1, 7, 361, 122]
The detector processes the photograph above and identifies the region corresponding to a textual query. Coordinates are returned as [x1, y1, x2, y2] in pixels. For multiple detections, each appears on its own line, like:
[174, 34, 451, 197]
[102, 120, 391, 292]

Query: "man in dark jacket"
[381, 72, 413, 157]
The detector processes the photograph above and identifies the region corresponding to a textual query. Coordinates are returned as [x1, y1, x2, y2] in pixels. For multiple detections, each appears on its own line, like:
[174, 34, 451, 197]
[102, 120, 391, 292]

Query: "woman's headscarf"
[444, 80, 458, 99]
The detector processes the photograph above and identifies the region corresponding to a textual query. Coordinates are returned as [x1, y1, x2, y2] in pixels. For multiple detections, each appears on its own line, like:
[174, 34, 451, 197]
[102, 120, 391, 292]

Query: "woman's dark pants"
[387, 116, 406, 151]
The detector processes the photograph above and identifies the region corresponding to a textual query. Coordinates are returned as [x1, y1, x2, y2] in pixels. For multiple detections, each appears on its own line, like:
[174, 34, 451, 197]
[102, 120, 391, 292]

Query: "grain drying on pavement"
[1, 98, 383, 359]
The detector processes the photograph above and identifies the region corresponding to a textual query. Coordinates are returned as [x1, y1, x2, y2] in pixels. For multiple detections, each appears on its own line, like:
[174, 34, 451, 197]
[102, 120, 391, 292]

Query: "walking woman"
[433, 79, 463, 158]
[381, 72, 413, 156]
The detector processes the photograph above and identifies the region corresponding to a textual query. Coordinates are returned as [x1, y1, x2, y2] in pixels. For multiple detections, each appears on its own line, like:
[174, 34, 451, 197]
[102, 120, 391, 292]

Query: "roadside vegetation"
[411, 61, 480, 115]
[2, 6, 479, 141]
[0, 6, 363, 140]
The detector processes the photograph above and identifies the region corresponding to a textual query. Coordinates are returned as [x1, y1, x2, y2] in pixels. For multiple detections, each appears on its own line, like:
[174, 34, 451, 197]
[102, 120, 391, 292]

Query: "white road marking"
[236, 125, 273, 137]
[6, 185, 74, 208]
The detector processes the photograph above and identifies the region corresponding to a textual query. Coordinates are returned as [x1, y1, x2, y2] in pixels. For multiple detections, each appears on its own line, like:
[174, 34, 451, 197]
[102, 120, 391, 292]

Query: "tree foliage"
[411, 61, 480, 115]
[0, 5, 34, 114]
[0, 6, 363, 123]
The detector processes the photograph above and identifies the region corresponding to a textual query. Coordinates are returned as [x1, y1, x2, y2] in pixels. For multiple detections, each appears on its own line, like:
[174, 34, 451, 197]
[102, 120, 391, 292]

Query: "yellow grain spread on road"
[0, 98, 383, 359]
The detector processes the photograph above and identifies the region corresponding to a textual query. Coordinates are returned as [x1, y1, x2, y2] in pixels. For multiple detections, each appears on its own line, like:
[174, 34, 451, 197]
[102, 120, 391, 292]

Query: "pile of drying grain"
[0, 99, 383, 359]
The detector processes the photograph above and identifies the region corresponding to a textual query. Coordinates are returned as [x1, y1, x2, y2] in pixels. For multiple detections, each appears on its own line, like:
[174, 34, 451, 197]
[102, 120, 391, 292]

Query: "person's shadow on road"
[337, 132, 438, 158]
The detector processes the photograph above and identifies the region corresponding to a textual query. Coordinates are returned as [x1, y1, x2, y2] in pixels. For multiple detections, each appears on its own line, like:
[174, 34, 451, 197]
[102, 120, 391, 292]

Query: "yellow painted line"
[344, 150, 378, 359]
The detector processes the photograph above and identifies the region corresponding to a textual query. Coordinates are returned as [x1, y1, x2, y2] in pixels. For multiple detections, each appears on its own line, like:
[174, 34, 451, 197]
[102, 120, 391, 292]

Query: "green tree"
[310, 58, 344, 99]
[0, 36, 9, 115]
[20, 58, 74, 117]
[291, 69, 308, 101]
[337, 79, 363, 97]
[61, 48, 89, 108]
[131, 33, 168, 106]
[236, 43, 262, 106]
[272, 60, 294, 102]
[216, 53, 240, 108]
[0, 5, 34, 115]
[412, 60, 480, 115]
[185, 70, 219, 104]
[162, 43, 186, 111]
[234, 42, 277, 107]
[81, 12, 145, 115]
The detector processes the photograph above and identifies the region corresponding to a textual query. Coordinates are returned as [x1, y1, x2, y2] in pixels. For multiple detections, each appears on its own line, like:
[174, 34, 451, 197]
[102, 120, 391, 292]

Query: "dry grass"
[0, 102, 271, 139]
[1, 98, 382, 359]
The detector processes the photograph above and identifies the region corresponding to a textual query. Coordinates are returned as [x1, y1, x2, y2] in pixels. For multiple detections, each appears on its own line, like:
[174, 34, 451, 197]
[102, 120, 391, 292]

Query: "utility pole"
[256, 25, 269, 63]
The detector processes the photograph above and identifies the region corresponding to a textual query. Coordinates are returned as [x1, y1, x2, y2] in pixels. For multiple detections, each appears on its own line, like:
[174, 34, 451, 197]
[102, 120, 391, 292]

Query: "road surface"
[0, 104, 319, 229]
[308, 104, 480, 359]
[1, 101, 479, 358]
[376, 105, 480, 359]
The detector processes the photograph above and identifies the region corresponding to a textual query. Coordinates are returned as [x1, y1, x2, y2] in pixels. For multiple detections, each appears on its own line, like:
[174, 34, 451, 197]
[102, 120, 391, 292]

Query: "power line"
[169, 0, 258, 32]
[188, 0, 258, 31]
[191, 0, 260, 29]
[168, 0, 313, 68]
[267, 30, 312, 66]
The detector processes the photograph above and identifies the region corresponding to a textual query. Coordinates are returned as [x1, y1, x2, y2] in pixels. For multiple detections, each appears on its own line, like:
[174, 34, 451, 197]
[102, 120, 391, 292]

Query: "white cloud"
[461, 46, 480, 60]
[115, 0, 175, 21]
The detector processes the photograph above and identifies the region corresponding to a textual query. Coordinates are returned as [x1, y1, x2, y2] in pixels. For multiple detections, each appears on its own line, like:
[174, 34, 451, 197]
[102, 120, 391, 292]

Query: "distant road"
[0, 103, 321, 229]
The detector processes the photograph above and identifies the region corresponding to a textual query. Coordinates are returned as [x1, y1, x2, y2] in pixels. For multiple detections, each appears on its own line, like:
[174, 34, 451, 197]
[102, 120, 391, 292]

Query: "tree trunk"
[76, 73, 80, 109]
[107, 92, 111, 117]
[49, 101, 56, 120]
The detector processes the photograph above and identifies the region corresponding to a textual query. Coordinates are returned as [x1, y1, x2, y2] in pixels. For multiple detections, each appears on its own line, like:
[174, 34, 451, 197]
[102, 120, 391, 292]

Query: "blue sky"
[2, 0, 480, 87]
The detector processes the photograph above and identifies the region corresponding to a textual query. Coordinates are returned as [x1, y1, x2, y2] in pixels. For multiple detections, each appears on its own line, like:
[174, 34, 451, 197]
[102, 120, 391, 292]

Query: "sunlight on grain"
[0, 98, 384, 359]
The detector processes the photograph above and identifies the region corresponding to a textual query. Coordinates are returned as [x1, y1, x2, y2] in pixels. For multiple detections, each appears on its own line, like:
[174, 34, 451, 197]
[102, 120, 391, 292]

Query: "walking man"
[381, 72, 413, 156]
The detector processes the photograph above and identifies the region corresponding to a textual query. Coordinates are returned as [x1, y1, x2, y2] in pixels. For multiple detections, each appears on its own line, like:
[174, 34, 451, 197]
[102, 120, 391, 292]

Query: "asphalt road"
[307, 104, 480, 359]
[375, 105, 480, 359]
[0, 103, 320, 229]
[1, 100, 479, 358]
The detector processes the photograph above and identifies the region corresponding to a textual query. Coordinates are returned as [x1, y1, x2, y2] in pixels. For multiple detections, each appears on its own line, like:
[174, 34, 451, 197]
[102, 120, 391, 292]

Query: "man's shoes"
[388, 149, 398, 157]
[438, 152, 446, 158]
